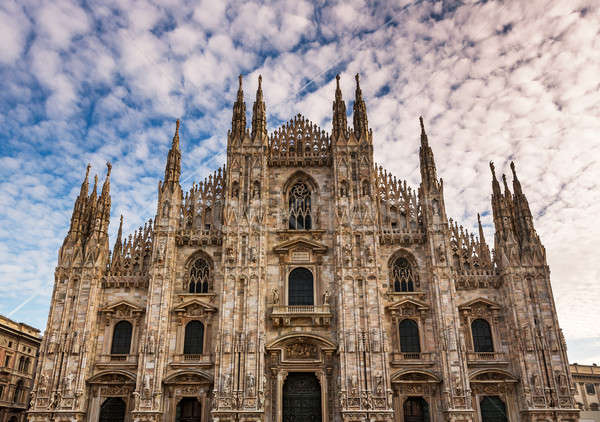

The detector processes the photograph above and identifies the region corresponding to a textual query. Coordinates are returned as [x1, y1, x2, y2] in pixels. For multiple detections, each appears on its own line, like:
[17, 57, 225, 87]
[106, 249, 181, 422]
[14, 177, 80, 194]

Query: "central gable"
[268, 114, 332, 167]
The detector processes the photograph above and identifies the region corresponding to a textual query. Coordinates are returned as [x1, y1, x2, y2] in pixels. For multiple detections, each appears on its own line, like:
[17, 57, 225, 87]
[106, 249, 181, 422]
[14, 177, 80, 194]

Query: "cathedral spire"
[490, 161, 501, 197]
[231, 74, 247, 139]
[80, 164, 91, 197]
[419, 117, 438, 190]
[111, 215, 123, 270]
[251, 75, 267, 141]
[67, 164, 91, 237]
[352, 73, 369, 140]
[100, 162, 111, 201]
[93, 162, 112, 234]
[163, 120, 181, 186]
[332, 74, 347, 141]
[510, 161, 538, 245]
[477, 213, 491, 264]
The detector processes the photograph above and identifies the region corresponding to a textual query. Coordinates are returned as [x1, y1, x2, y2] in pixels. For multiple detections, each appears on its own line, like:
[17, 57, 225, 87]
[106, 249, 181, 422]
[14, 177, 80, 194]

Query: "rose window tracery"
[289, 182, 312, 230]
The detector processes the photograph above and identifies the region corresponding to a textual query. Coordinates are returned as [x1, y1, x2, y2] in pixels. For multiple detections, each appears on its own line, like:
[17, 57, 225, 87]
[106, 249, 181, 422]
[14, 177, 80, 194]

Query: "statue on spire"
[163, 120, 181, 186]
[251, 75, 267, 141]
[332, 74, 347, 141]
[352, 73, 369, 139]
[231, 74, 247, 139]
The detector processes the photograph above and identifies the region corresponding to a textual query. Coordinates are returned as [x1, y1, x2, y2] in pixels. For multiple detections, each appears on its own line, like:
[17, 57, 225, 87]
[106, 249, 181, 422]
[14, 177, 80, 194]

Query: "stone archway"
[390, 371, 439, 422]
[283, 372, 322, 422]
[469, 370, 517, 422]
[164, 371, 213, 422]
[265, 334, 336, 422]
[87, 371, 135, 422]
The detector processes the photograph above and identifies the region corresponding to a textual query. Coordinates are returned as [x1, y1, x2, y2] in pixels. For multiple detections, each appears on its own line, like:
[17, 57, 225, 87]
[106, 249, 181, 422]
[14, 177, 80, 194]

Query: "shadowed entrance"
[403, 397, 429, 422]
[283, 372, 322, 422]
[176, 397, 202, 422]
[480, 396, 508, 422]
[99, 397, 126, 422]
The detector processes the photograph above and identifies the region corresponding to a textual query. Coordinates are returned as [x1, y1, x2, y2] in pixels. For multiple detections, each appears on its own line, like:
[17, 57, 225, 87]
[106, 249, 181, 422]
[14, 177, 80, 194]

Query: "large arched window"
[111, 321, 133, 355]
[189, 257, 210, 293]
[392, 257, 416, 292]
[399, 319, 421, 353]
[288, 267, 314, 306]
[471, 319, 494, 352]
[289, 182, 312, 230]
[23, 358, 30, 373]
[183, 321, 204, 355]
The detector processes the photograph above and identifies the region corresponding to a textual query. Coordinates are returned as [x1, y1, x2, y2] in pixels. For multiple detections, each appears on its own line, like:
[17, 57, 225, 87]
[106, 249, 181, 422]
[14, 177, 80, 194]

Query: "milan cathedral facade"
[28, 75, 579, 422]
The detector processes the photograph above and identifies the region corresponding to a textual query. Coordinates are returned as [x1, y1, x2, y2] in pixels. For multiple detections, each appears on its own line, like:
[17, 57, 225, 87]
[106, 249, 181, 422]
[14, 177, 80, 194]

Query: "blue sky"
[0, 0, 598, 364]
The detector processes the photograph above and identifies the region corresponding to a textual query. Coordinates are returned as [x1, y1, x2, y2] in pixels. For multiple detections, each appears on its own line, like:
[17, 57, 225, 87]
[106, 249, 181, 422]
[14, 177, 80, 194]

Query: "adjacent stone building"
[0, 314, 42, 422]
[28, 74, 580, 422]
[571, 364, 600, 421]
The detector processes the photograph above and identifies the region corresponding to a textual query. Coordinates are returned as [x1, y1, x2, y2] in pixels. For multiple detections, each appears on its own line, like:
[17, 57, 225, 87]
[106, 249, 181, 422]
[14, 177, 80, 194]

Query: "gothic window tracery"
[399, 319, 421, 353]
[189, 258, 210, 293]
[111, 321, 133, 355]
[289, 182, 312, 230]
[183, 320, 204, 355]
[392, 257, 417, 292]
[471, 318, 494, 353]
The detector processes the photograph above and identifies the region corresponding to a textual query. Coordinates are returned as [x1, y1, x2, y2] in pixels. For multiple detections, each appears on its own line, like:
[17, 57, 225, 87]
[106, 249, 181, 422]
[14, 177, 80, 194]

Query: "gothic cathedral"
[28, 74, 579, 422]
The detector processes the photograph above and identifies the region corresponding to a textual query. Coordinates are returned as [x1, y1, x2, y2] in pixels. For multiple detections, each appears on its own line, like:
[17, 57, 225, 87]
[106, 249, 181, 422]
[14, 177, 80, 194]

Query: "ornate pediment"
[172, 298, 217, 315]
[273, 237, 328, 254]
[469, 369, 517, 382]
[386, 297, 429, 317]
[458, 298, 501, 314]
[99, 300, 144, 317]
[391, 369, 440, 384]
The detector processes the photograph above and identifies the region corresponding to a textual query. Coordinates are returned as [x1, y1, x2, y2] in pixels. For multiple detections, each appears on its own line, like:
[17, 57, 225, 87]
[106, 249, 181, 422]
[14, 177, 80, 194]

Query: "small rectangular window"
[586, 383, 596, 394]
[4, 356, 10, 367]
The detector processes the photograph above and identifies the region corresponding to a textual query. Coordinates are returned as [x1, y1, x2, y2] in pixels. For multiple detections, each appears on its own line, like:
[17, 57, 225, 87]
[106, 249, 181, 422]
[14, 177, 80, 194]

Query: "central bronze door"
[403, 397, 430, 422]
[176, 397, 202, 422]
[283, 372, 322, 422]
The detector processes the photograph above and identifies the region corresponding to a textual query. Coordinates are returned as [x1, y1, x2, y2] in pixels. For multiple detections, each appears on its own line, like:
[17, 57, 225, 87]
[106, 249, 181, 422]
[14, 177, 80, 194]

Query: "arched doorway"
[480, 395, 508, 422]
[176, 397, 202, 422]
[8, 417, 18, 422]
[99, 397, 126, 422]
[283, 372, 321, 422]
[403, 397, 429, 422]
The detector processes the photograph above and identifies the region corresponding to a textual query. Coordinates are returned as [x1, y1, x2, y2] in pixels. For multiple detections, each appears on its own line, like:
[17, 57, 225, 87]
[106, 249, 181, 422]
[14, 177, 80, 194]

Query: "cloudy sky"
[0, 0, 598, 363]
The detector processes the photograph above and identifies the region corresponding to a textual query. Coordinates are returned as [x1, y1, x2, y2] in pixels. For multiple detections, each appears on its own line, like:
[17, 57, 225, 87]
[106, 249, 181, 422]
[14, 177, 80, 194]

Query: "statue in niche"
[322, 289, 331, 305]
[247, 373, 255, 394]
[350, 375, 358, 395]
[272, 288, 280, 305]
